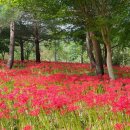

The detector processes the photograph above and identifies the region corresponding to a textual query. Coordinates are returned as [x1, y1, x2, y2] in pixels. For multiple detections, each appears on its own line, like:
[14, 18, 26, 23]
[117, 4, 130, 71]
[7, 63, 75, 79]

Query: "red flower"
[67, 104, 79, 112]
[29, 109, 40, 116]
[23, 125, 32, 130]
[114, 123, 124, 130]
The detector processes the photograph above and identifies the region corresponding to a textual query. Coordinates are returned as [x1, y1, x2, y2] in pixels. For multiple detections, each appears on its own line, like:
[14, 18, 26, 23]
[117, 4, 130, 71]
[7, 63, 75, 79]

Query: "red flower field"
[0, 60, 130, 130]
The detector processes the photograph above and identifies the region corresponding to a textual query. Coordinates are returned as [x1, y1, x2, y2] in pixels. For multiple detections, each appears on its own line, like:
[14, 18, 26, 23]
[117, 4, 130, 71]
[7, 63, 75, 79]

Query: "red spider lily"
[0, 60, 129, 129]
[67, 104, 80, 112]
[112, 96, 130, 113]
[29, 108, 40, 116]
[0, 112, 4, 118]
[23, 125, 32, 130]
[114, 123, 124, 130]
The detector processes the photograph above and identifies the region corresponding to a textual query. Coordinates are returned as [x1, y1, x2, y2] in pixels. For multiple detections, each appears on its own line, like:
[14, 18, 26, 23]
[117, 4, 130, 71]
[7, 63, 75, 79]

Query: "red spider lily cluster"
[0, 60, 130, 129]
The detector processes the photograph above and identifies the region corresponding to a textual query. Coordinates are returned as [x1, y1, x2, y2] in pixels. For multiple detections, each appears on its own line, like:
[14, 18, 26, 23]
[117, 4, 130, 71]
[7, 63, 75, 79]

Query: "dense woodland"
[0, 0, 130, 79]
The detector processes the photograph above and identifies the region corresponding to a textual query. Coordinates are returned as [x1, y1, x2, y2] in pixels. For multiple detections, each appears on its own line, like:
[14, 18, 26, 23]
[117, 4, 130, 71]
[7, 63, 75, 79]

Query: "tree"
[18, 0, 61, 63]
[15, 17, 34, 62]
[90, 32, 104, 75]
[63, 0, 104, 75]
[62, 0, 129, 79]
[33, 21, 40, 62]
[1, 0, 79, 64]
[0, 4, 21, 69]
[91, 0, 128, 79]
[7, 21, 15, 69]
[86, 32, 96, 68]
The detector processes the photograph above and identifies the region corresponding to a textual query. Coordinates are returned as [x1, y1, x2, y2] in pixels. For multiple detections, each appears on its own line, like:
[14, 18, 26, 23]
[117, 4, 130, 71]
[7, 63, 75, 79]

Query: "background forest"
[0, 0, 130, 67]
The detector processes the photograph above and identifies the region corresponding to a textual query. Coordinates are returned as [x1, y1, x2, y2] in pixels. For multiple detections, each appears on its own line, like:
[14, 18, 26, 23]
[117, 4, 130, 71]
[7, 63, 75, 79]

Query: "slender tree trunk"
[19, 39, 24, 62]
[90, 32, 104, 75]
[86, 32, 96, 69]
[34, 22, 40, 63]
[54, 42, 57, 62]
[103, 43, 107, 65]
[26, 50, 29, 60]
[7, 21, 15, 69]
[101, 26, 115, 80]
[1, 52, 5, 60]
[81, 44, 84, 63]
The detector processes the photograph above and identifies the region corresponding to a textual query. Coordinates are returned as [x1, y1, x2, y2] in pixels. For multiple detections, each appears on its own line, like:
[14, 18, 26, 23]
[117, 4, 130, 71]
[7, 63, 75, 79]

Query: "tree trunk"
[7, 21, 15, 69]
[90, 32, 104, 75]
[19, 39, 24, 62]
[34, 22, 40, 63]
[86, 32, 96, 69]
[26, 50, 30, 60]
[103, 43, 107, 66]
[101, 26, 115, 80]
[81, 44, 84, 63]
[54, 42, 57, 62]
[1, 52, 5, 60]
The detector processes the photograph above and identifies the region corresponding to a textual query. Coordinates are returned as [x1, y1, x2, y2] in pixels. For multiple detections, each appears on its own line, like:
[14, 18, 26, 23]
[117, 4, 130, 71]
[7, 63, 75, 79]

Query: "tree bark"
[101, 26, 115, 80]
[54, 42, 57, 62]
[34, 22, 40, 63]
[86, 32, 96, 69]
[103, 43, 107, 66]
[81, 44, 84, 63]
[90, 32, 104, 75]
[19, 39, 24, 62]
[7, 21, 15, 69]
[1, 52, 5, 60]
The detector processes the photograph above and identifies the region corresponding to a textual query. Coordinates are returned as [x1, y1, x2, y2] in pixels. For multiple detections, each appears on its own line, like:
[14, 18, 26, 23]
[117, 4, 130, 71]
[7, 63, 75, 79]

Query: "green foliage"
[0, 27, 10, 59]
[41, 41, 88, 63]
[0, 4, 21, 28]
[0, 39, 9, 59]
[24, 42, 35, 60]
[112, 47, 130, 65]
